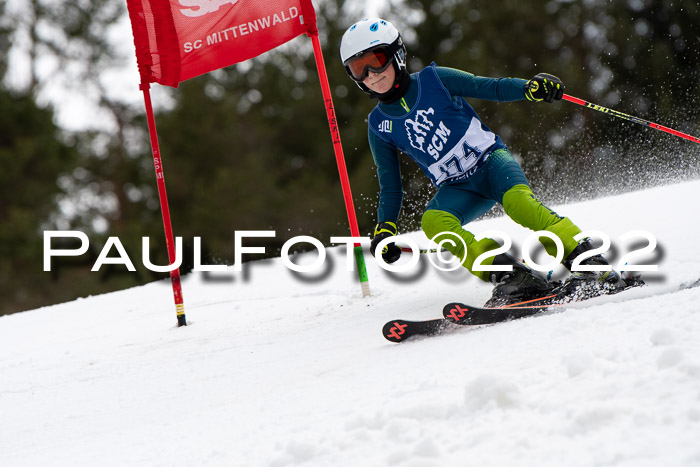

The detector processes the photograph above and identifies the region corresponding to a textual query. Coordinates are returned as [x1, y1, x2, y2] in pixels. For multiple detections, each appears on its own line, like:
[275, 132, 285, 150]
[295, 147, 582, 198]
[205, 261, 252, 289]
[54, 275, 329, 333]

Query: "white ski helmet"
[340, 18, 407, 93]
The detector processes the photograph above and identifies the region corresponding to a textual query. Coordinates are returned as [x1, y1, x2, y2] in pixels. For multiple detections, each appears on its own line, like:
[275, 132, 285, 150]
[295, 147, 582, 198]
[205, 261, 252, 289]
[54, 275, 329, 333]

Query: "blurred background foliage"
[1, 0, 698, 315]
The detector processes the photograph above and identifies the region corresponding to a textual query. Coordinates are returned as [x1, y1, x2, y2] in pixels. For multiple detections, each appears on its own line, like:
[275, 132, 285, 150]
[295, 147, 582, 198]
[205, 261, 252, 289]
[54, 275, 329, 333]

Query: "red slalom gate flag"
[127, 0, 318, 87]
[125, 0, 370, 328]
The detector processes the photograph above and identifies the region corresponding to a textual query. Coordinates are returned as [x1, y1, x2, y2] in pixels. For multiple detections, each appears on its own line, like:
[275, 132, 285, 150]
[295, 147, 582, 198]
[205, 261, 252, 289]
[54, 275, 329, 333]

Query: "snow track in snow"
[1, 180, 700, 466]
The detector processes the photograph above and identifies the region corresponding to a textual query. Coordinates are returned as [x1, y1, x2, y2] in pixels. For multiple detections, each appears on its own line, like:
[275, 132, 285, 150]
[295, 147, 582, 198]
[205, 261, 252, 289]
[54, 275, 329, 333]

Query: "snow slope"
[2, 180, 700, 467]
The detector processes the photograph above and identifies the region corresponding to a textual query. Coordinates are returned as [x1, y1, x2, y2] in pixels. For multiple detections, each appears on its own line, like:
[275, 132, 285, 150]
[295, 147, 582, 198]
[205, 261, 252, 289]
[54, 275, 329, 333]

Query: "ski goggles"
[344, 47, 394, 82]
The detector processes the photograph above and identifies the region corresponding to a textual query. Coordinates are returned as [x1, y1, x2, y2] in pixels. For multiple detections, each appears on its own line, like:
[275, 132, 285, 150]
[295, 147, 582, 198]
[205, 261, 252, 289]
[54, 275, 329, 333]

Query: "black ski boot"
[555, 239, 629, 300]
[484, 253, 557, 307]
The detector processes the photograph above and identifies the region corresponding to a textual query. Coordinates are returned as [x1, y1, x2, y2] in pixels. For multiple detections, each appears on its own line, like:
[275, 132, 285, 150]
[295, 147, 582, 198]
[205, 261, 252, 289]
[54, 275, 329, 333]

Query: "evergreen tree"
[0, 91, 80, 314]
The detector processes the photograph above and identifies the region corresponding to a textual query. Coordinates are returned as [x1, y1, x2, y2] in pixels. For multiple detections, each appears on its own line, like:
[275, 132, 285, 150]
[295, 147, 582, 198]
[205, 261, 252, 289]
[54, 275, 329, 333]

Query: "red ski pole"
[562, 94, 700, 145]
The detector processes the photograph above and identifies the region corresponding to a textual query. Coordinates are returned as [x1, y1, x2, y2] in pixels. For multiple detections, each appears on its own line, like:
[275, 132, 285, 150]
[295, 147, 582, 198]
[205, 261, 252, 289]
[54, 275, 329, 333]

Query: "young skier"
[340, 18, 627, 305]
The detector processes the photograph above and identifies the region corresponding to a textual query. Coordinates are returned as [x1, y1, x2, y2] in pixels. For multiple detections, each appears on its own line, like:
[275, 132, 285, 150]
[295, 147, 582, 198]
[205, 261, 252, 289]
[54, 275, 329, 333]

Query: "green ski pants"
[420, 150, 581, 282]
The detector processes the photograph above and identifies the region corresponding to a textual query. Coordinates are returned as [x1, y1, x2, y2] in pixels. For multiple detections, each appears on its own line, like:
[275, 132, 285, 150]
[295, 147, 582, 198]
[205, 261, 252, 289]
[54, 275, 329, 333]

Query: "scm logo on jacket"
[405, 107, 452, 159]
[368, 63, 507, 187]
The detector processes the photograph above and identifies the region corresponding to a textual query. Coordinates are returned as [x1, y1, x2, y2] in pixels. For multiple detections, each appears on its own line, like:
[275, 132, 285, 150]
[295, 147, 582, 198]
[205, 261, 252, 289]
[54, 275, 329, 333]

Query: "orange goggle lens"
[346, 49, 392, 81]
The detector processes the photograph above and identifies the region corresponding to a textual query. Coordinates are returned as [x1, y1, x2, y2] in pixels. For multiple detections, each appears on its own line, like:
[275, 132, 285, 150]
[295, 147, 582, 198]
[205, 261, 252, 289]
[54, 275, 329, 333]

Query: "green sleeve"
[435, 66, 528, 102]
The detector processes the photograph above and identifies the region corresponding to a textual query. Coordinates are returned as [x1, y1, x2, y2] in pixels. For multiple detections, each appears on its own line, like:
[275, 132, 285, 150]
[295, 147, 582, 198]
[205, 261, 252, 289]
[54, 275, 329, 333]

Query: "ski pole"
[562, 94, 700, 145]
[399, 246, 447, 254]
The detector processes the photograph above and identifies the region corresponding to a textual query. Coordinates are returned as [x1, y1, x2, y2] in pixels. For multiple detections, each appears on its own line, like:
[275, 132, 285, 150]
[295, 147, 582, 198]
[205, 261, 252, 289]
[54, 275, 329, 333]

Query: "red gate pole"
[140, 82, 187, 326]
[307, 31, 370, 297]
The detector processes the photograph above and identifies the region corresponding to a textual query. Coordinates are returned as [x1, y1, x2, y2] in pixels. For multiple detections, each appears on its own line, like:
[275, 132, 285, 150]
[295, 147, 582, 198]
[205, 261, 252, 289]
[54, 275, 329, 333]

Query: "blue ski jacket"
[367, 63, 528, 223]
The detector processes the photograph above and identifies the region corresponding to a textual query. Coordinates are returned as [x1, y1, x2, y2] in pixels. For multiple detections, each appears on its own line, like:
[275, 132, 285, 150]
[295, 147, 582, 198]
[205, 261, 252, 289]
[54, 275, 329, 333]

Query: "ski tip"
[443, 302, 471, 323]
[382, 320, 410, 343]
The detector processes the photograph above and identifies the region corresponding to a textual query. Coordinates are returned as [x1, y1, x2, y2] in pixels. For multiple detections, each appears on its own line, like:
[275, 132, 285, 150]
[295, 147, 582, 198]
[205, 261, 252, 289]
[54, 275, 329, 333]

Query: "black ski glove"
[370, 221, 402, 264]
[525, 73, 564, 103]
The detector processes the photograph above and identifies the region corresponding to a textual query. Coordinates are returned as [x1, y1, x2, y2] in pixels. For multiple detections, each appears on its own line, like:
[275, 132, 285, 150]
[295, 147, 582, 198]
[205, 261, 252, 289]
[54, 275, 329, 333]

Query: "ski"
[382, 318, 453, 343]
[443, 301, 551, 325]
[380, 302, 547, 343]
[382, 276, 649, 343]
[443, 277, 646, 326]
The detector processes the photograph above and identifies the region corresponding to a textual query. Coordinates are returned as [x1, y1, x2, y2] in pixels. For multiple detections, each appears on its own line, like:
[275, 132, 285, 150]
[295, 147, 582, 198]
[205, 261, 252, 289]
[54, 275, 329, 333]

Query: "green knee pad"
[502, 184, 581, 258]
[421, 209, 499, 282]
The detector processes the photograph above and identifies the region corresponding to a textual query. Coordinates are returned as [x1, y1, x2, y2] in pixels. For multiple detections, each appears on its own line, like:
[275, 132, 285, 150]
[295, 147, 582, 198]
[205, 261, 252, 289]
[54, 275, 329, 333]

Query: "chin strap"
[364, 64, 410, 103]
